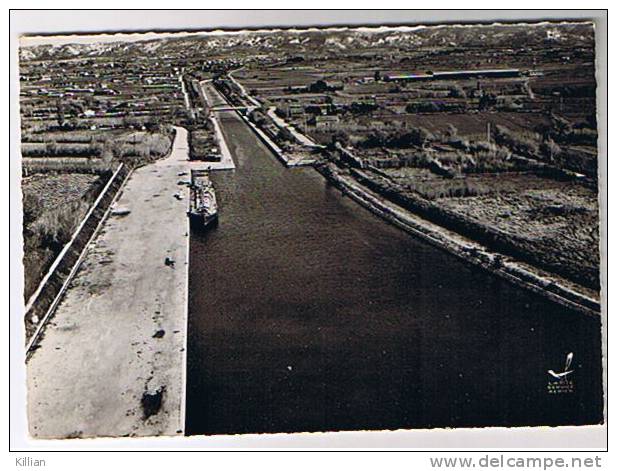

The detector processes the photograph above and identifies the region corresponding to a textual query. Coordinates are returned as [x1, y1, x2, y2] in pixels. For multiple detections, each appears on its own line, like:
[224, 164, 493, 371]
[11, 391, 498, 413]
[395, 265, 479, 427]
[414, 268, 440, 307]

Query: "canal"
[186, 103, 603, 435]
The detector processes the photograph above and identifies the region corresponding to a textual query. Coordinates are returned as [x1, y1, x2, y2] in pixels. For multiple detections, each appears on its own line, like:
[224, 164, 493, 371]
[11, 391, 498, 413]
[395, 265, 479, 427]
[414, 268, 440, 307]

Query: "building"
[384, 69, 521, 82]
[314, 115, 340, 129]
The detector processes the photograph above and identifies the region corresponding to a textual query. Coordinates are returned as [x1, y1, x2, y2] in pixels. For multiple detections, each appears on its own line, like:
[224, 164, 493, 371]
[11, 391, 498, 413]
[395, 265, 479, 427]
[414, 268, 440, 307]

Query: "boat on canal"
[189, 169, 218, 230]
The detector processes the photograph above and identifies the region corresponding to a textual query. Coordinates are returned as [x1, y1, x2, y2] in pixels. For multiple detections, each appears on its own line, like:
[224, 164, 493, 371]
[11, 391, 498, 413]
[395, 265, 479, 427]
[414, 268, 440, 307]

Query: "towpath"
[266, 106, 319, 147]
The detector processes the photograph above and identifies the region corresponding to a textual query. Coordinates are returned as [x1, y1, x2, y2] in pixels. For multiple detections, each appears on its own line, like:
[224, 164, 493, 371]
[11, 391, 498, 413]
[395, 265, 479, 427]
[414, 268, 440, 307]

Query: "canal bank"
[27, 127, 192, 438]
[203, 81, 316, 167]
[186, 100, 603, 435]
[315, 163, 600, 316]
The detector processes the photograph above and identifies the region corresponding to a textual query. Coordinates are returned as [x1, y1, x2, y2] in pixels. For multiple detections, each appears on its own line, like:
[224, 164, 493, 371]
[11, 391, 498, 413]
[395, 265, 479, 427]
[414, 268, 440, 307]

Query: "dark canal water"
[186, 105, 603, 435]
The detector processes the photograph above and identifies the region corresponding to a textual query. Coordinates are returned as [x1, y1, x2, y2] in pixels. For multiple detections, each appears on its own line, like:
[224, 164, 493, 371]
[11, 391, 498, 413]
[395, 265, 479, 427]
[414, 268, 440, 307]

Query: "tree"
[308, 80, 330, 93]
[360, 129, 388, 148]
[330, 130, 350, 149]
[446, 124, 459, 139]
[478, 92, 497, 110]
[305, 105, 322, 115]
[399, 127, 434, 148]
[540, 138, 561, 162]
[55, 100, 66, 128]
[45, 140, 58, 155]
[449, 85, 467, 98]
[276, 127, 295, 143]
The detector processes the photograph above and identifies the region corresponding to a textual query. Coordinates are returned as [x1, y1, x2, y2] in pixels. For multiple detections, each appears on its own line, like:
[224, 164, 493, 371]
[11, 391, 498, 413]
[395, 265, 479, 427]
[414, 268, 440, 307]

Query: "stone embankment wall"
[315, 162, 600, 315]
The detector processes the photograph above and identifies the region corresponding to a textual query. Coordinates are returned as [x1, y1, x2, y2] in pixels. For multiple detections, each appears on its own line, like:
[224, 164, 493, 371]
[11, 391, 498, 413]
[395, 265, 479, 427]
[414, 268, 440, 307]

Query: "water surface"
[186, 106, 603, 435]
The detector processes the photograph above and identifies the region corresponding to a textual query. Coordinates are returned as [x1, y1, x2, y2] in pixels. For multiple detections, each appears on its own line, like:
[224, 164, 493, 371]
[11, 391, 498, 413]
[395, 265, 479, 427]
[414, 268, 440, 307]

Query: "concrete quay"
[27, 127, 195, 438]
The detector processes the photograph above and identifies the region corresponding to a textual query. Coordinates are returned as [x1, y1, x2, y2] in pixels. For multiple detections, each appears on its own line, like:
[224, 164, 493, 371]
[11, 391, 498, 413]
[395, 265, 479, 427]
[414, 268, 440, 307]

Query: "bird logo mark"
[548, 352, 574, 380]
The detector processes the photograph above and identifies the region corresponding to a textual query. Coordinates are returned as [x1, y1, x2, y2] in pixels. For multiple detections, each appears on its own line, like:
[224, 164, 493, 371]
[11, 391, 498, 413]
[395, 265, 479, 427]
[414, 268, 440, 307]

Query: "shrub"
[358, 127, 434, 149]
[539, 114, 597, 146]
[305, 105, 323, 115]
[30, 200, 90, 251]
[478, 92, 497, 110]
[22, 191, 42, 227]
[276, 127, 295, 143]
[349, 102, 378, 115]
[565, 128, 597, 146]
[116, 133, 172, 161]
[249, 109, 268, 126]
[493, 125, 539, 158]
[448, 85, 467, 98]
[390, 128, 435, 148]
[540, 139, 562, 161]
[329, 130, 350, 149]
[360, 129, 389, 148]
[21, 141, 102, 158]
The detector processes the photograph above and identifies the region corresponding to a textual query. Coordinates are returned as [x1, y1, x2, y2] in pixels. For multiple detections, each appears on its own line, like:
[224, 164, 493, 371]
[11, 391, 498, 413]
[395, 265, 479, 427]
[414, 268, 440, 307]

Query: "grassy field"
[22, 172, 109, 300]
[440, 181, 599, 289]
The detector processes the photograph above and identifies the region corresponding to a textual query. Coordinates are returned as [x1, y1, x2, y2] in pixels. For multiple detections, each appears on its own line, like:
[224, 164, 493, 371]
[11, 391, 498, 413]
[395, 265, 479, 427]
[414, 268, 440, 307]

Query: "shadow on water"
[186, 110, 603, 436]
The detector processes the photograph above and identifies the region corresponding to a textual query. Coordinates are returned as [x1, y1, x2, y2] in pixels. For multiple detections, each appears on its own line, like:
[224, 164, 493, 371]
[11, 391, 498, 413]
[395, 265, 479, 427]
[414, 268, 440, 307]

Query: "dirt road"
[27, 127, 192, 438]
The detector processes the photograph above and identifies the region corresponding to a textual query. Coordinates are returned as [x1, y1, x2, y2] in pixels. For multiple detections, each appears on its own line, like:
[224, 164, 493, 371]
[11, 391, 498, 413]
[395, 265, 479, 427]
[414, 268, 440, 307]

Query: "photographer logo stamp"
[547, 352, 575, 394]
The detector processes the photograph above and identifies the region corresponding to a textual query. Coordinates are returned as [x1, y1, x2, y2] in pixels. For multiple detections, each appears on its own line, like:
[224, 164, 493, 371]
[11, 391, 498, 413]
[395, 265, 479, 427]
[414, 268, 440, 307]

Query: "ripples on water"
[186, 110, 603, 435]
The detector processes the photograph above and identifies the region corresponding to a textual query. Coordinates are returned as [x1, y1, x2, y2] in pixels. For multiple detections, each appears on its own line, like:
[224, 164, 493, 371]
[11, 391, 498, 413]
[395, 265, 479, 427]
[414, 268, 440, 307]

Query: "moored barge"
[189, 169, 218, 230]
